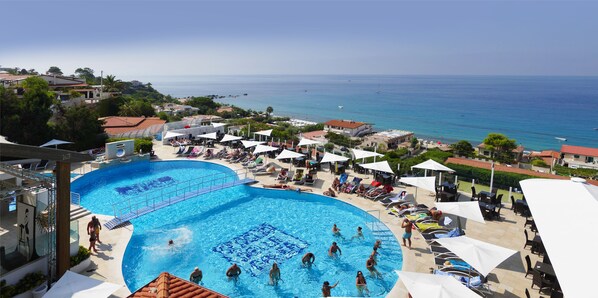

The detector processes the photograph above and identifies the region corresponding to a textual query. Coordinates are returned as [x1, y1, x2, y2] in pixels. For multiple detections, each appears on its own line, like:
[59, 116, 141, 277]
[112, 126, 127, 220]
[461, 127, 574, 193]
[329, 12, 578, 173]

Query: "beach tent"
[253, 144, 278, 155]
[412, 159, 455, 184]
[220, 134, 242, 143]
[435, 201, 486, 224]
[40, 139, 73, 148]
[197, 132, 217, 139]
[211, 122, 226, 128]
[255, 129, 273, 137]
[351, 148, 383, 160]
[297, 138, 321, 146]
[360, 161, 394, 174]
[320, 152, 349, 163]
[275, 149, 304, 170]
[396, 271, 482, 298]
[163, 131, 184, 139]
[434, 236, 517, 277]
[241, 140, 264, 148]
[43, 270, 121, 298]
[399, 176, 437, 200]
[520, 178, 598, 298]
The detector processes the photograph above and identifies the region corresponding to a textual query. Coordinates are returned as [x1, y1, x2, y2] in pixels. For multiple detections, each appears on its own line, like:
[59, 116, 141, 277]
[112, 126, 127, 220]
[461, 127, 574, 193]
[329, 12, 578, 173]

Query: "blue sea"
[128, 75, 598, 150]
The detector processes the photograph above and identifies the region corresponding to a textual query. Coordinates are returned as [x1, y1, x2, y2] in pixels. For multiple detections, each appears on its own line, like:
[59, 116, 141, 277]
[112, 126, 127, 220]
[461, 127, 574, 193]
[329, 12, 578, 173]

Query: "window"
[573, 154, 580, 159]
[587, 156, 595, 163]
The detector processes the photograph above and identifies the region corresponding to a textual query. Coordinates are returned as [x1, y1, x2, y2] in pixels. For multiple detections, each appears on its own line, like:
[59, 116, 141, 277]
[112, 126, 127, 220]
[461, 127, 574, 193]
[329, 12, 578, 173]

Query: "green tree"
[75, 67, 95, 84]
[266, 106, 273, 118]
[95, 96, 125, 117]
[451, 140, 475, 157]
[0, 86, 23, 143]
[17, 77, 55, 144]
[103, 75, 123, 92]
[410, 137, 419, 148]
[186, 96, 220, 114]
[47, 66, 63, 75]
[52, 104, 106, 151]
[483, 133, 517, 163]
[118, 99, 155, 117]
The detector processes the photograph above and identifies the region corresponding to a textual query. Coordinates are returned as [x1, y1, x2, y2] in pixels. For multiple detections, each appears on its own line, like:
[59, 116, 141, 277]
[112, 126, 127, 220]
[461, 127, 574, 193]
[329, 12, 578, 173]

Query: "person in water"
[366, 255, 382, 278]
[322, 281, 339, 297]
[370, 246, 379, 261]
[269, 262, 281, 286]
[189, 267, 202, 284]
[332, 224, 342, 237]
[168, 239, 174, 246]
[329, 242, 342, 257]
[302, 252, 316, 267]
[374, 239, 382, 250]
[356, 271, 370, 296]
[226, 263, 242, 282]
[351, 226, 364, 240]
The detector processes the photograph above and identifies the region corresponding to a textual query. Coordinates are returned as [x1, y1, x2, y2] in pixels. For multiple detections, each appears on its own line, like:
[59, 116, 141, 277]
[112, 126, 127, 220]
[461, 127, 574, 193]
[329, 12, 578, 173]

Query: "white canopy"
[434, 236, 517, 277]
[275, 149, 305, 160]
[397, 271, 482, 298]
[435, 201, 486, 224]
[399, 176, 437, 199]
[320, 152, 349, 163]
[520, 178, 598, 298]
[40, 139, 73, 147]
[351, 148, 383, 159]
[412, 159, 455, 172]
[241, 140, 264, 148]
[297, 138, 321, 146]
[197, 132, 217, 139]
[220, 134, 243, 143]
[43, 270, 121, 298]
[211, 122, 226, 128]
[360, 161, 394, 174]
[255, 129, 273, 137]
[0, 135, 15, 144]
[164, 131, 185, 139]
[253, 144, 278, 155]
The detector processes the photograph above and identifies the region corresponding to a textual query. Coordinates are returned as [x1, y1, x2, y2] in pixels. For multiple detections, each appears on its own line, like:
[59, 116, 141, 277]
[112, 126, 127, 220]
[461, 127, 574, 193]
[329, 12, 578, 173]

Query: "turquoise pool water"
[73, 161, 402, 297]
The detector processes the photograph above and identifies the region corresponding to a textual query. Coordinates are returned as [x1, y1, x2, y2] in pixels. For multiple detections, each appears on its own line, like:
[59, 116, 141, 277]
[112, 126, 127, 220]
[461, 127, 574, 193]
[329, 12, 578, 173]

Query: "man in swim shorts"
[302, 252, 315, 267]
[366, 255, 382, 278]
[329, 242, 342, 257]
[226, 263, 242, 282]
[401, 218, 412, 248]
[189, 267, 202, 284]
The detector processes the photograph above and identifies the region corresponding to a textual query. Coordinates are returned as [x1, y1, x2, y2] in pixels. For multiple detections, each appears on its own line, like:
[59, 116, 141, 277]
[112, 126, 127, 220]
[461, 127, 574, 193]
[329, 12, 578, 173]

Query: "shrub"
[447, 163, 536, 189]
[107, 137, 154, 154]
[70, 245, 91, 267]
[0, 272, 46, 298]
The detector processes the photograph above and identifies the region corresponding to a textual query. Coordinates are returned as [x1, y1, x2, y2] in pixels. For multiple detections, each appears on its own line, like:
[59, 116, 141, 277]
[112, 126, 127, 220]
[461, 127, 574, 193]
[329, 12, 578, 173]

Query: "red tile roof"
[561, 145, 598, 157]
[128, 272, 227, 298]
[302, 130, 327, 139]
[324, 120, 366, 129]
[101, 116, 166, 135]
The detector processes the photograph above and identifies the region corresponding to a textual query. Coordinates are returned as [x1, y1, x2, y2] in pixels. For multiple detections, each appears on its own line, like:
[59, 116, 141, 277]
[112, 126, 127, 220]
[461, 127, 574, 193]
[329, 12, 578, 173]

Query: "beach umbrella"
[297, 138, 320, 146]
[351, 148, 383, 162]
[43, 270, 121, 298]
[253, 144, 278, 155]
[360, 161, 394, 174]
[197, 132, 218, 139]
[220, 134, 242, 143]
[275, 149, 305, 170]
[412, 159, 455, 183]
[319, 152, 349, 174]
[255, 129, 273, 142]
[241, 140, 264, 148]
[435, 201, 485, 233]
[163, 131, 184, 139]
[520, 178, 598, 298]
[40, 139, 73, 148]
[399, 176, 437, 200]
[434, 236, 517, 277]
[396, 271, 482, 298]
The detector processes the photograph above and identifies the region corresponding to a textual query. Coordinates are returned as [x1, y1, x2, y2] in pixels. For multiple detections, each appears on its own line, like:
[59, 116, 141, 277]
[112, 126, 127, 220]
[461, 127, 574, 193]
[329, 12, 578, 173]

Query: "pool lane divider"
[104, 177, 257, 230]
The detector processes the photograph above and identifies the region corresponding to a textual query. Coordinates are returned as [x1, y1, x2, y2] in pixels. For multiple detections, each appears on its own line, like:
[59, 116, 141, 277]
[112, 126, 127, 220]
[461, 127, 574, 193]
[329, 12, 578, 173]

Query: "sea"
[127, 75, 598, 151]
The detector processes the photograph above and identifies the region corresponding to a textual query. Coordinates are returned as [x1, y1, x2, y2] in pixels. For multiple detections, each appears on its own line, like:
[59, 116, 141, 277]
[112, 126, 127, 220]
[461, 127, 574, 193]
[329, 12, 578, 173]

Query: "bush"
[554, 165, 598, 179]
[70, 245, 91, 267]
[0, 272, 46, 298]
[107, 137, 154, 154]
[447, 163, 536, 189]
[531, 158, 549, 167]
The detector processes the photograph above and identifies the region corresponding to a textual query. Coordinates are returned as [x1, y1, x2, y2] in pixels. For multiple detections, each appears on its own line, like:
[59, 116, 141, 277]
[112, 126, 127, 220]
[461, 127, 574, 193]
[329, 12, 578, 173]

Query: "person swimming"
[269, 262, 281, 286]
[332, 224, 342, 237]
[374, 239, 382, 250]
[366, 255, 382, 278]
[226, 263, 242, 282]
[328, 242, 342, 258]
[302, 252, 316, 267]
[351, 226, 364, 240]
[322, 281, 339, 297]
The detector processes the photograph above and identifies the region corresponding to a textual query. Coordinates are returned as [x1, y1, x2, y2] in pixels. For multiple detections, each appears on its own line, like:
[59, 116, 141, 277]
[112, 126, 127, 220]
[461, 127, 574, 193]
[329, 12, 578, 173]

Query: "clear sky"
[2, 0, 598, 76]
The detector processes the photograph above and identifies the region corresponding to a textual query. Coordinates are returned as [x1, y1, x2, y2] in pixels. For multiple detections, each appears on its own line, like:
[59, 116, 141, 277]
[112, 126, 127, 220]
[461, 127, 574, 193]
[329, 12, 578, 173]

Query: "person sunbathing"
[263, 184, 313, 192]
[332, 177, 341, 191]
[323, 188, 336, 197]
[356, 184, 367, 196]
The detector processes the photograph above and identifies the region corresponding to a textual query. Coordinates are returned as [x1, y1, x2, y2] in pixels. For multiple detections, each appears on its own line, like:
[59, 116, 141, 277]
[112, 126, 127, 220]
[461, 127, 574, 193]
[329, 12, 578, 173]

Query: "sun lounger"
[245, 157, 264, 169]
[422, 228, 463, 242]
[338, 173, 349, 184]
[379, 191, 408, 208]
[293, 169, 304, 182]
[415, 221, 444, 232]
[277, 168, 289, 181]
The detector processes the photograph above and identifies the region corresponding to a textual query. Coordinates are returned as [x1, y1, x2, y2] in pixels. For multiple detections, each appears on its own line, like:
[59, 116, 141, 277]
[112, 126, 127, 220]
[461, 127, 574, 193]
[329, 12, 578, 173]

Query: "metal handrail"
[111, 168, 250, 218]
[365, 209, 381, 220]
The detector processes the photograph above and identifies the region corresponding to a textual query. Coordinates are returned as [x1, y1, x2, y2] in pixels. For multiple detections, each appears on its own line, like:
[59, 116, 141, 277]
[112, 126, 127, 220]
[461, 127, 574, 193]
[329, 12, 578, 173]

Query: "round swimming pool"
[72, 161, 402, 297]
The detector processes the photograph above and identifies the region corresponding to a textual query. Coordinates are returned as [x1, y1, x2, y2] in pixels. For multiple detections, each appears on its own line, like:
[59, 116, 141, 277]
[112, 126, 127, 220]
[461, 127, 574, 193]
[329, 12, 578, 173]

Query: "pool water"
[73, 161, 402, 297]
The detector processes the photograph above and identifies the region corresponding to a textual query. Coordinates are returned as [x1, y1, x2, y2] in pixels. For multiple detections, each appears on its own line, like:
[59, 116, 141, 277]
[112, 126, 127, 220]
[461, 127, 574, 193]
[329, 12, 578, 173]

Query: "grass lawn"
[457, 180, 523, 202]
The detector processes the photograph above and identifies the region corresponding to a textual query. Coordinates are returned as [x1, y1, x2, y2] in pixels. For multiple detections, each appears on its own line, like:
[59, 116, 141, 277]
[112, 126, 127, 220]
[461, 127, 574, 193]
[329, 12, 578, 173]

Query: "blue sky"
[2, 0, 598, 76]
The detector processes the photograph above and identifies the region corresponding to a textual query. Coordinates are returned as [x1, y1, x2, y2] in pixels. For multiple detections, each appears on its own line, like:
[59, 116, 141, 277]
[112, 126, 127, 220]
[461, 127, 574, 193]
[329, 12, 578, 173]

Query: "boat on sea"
[555, 137, 567, 142]
[338, 105, 344, 109]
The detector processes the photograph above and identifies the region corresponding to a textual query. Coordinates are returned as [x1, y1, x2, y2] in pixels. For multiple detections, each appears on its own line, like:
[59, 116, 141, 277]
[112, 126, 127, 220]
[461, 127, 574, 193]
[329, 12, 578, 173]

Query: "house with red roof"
[128, 272, 227, 298]
[560, 145, 598, 170]
[101, 116, 166, 137]
[324, 119, 372, 137]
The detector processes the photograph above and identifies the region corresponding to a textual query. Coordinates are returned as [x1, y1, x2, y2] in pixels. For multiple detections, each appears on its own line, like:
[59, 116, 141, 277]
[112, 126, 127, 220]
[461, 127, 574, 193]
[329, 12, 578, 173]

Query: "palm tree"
[103, 75, 123, 92]
[266, 106, 273, 118]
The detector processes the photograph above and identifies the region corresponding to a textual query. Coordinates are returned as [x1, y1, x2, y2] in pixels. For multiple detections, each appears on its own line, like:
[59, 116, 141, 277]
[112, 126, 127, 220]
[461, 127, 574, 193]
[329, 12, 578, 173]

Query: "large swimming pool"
[72, 161, 402, 297]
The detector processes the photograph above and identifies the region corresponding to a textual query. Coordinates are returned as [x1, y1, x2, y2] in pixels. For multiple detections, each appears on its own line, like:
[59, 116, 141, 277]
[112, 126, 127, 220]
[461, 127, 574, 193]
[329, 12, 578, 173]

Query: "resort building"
[301, 130, 328, 144]
[528, 150, 560, 167]
[323, 119, 372, 137]
[101, 116, 166, 138]
[560, 144, 598, 170]
[476, 143, 525, 163]
[154, 103, 200, 116]
[362, 129, 414, 150]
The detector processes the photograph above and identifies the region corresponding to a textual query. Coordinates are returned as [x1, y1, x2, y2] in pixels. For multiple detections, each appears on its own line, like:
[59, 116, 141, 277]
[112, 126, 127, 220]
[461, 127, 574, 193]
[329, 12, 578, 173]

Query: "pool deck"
[73, 142, 543, 298]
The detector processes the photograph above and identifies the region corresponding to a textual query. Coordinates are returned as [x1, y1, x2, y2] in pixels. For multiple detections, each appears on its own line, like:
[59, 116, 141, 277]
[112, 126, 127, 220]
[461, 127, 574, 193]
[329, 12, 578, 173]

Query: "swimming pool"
[73, 161, 402, 297]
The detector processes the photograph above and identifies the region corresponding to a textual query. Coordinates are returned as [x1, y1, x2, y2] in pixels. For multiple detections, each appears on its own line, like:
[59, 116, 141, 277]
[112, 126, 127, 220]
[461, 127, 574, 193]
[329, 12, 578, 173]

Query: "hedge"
[447, 163, 536, 189]
[106, 137, 153, 154]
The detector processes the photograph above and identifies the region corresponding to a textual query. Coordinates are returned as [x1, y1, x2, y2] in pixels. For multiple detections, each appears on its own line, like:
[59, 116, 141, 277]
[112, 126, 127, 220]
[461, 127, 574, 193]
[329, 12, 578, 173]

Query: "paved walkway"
[72, 142, 546, 297]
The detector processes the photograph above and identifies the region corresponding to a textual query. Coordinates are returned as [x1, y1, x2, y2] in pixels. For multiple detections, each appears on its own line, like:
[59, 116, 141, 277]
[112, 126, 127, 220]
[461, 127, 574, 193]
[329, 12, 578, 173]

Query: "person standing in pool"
[322, 281, 339, 297]
[374, 239, 382, 250]
[302, 252, 315, 267]
[366, 255, 382, 278]
[226, 263, 242, 282]
[328, 242, 342, 258]
[351, 226, 364, 240]
[356, 271, 370, 296]
[269, 262, 281, 286]
[190, 267, 202, 284]
[332, 224, 343, 239]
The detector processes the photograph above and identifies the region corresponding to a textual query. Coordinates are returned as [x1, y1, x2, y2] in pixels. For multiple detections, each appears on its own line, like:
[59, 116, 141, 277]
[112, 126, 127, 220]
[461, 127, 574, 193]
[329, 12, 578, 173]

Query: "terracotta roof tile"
[302, 130, 327, 139]
[561, 145, 598, 157]
[101, 117, 166, 136]
[129, 272, 227, 298]
[324, 119, 366, 129]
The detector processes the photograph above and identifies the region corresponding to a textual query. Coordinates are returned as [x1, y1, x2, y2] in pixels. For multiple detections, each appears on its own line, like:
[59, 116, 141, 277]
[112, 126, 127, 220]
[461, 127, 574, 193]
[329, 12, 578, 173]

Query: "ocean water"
[130, 75, 598, 150]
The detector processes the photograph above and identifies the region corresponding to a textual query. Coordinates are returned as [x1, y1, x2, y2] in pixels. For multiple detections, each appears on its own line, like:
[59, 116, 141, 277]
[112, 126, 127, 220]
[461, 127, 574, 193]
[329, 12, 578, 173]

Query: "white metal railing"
[111, 168, 251, 218]
[366, 209, 381, 220]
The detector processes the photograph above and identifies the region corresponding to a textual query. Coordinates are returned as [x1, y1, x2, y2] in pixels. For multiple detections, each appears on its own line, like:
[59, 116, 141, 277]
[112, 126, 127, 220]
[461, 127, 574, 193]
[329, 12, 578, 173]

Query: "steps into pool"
[104, 177, 256, 230]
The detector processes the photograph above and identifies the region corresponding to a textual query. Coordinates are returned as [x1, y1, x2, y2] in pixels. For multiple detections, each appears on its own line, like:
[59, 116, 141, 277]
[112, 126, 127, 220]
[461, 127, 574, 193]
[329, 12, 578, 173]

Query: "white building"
[560, 145, 598, 170]
[155, 103, 200, 116]
[323, 120, 372, 137]
[363, 130, 414, 149]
